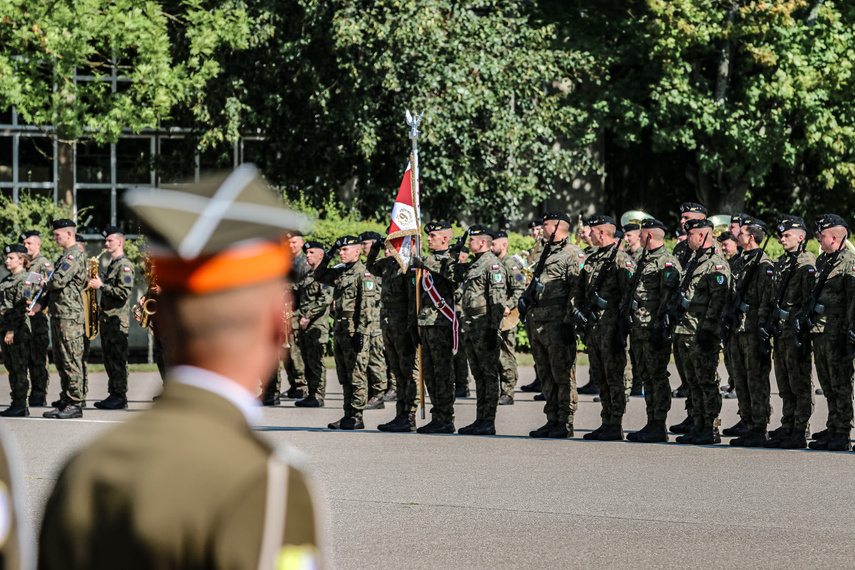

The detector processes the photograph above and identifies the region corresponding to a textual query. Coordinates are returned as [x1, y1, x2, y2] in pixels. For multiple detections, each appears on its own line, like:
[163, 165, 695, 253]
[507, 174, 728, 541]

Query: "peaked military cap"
[776, 215, 806, 234]
[589, 215, 617, 227]
[528, 218, 543, 229]
[124, 163, 312, 294]
[543, 211, 571, 224]
[739, 215, 768, 232]
[641, 218, 667, 232]
[52, 219, 76, 230]
[335, 236, 360, 247]
[467, 224, 491, 237]
[424, 220, 452, 233]
[101, 225, 124, 238]
[19, 230, 39, 242]
[491, 229, 508, 239]
[359, 231, 383, 242]
[4, 244, 27, 255]
[683, 218, 714, 231]
[302, 240, 325, 253]
[717, 231, 736, 243]
[622, 223, 640, 232]
[816, 214, 848, 231]
[680, 202, 708, 215]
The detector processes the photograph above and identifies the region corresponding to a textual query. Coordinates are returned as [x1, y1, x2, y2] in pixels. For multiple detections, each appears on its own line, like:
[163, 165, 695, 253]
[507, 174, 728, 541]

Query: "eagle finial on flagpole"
[406, 110, 423, 143]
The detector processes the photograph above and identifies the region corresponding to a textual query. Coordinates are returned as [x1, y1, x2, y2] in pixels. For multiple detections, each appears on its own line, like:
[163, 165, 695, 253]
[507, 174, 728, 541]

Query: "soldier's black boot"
[473, 423, 496, 436]
[627, 422, 653, 442]
[637, 422, 669, 443]
[520, 378, 542, 392]
[548, 423, 573, 438]
[675, 425, 699, 444]
[340, 416, 365, 430]
[742, 428, 769, 447]
[722, 420, 748, 437]
[530, 421, 557, 438]
[691, 425, 720, 445]
[811, 428, 828, 440]
[457, 420, 482, 435]
[378, 414, 406, 432]
[1, 402, 29, 417]
[669, 416, 693, 434]
[328, 416, 348, 429]
[577, 381, 599, 395]
[827, 432, 851, 452]
[583, 424, 607, 440]
[94, 394, 128, 410]
[764, 428, 791, 448]
[295, 394, 322, 407]
[416, 419, 440, 434]
[55, 404, 83, 419]
[780, 430, 808, 449]
[598, 424, 624, 441]
[386, 412, 416, 433]
[808, 431, 832, 450]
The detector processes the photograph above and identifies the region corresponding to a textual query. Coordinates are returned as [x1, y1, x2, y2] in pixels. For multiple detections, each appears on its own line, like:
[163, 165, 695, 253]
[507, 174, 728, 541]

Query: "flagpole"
[407, 110, 426, 420]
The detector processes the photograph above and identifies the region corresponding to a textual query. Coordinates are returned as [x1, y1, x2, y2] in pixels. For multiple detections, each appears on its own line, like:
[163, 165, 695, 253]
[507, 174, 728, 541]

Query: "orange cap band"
[152, 240, 292, 294]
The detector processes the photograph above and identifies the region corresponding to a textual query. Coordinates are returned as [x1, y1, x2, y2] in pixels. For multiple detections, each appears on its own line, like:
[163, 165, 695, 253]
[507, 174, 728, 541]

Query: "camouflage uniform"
[365, 271, 389, 400]
[809, 249, 855, 439]
[44, 246, 87, 407]
[366, 254, 418, 416]
[671, 239, 693, 416]
[722, 252, 745, 396]
[674, 247, 730, 435]
[771, 249, 816, 436]
[295, 268, 333, 400]
[624, 247, 644, 394]
[498, 252, 527, 399]
[528, 238, 584, 426]
[27, 253, 52, 401]
[444, 251, 506, 424]
[574, 243, 634, 429]
[1, 272, 33, 405]
[99, 255, 135, 397]
[626, 246, 681, 426]
[726, 249, 774, 432]
[314, 258, 376, 420]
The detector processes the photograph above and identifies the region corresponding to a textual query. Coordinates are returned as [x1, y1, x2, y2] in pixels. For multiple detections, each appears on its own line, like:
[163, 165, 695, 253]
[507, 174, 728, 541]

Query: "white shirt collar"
[169, 365, 263, 427]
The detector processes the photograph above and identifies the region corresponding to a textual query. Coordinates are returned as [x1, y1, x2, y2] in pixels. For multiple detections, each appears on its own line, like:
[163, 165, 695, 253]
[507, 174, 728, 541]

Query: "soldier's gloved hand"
[484, 330, 499, 351]
[696, 329, 717, 353]
[651, 327, 665, 351]
[573, 308, 588, 329]
[560, 322, 576, 345]
[352, 332, 364, 351]
[369, 239, 383, 256]
[758, 325, 771, 344]
[410, 256, 423, 269]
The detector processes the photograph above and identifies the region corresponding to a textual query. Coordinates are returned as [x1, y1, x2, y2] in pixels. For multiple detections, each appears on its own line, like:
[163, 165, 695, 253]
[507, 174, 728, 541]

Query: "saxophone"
[133, 257, 157, 335]
[83, 249, 108, 340]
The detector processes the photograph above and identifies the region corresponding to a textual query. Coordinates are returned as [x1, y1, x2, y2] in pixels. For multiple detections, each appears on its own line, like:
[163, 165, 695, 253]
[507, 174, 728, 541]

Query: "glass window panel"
[157, 138, 196, 184]
[77, 141, 111, 184]
[18, 137, 53, 183]
[116, 138, 151, 184]
[0, 137, 12, 182]
[0, 108, 12, 125]
[115, 188, 140, 234]
[76, 189, 112, 234]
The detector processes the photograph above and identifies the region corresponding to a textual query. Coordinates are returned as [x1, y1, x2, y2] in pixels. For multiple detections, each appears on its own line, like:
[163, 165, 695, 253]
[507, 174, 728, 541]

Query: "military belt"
[464, 306, 489, 317]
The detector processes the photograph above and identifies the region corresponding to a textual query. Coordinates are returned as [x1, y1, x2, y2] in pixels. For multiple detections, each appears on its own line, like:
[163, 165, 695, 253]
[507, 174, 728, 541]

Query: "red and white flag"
[386, 158, 421, 271]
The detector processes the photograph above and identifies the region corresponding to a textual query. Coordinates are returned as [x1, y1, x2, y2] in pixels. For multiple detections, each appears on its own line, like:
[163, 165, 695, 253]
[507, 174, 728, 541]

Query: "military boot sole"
[457, 422, 481, 435]
[827, 437, 851, 452]
[473, 424, 496, 436]
[780, 437, 807, 449]
[385, 423, 416, 433]
[598, 430, 624, 441]
[547, 425, 572, 439]
[637, 432, 669, 443]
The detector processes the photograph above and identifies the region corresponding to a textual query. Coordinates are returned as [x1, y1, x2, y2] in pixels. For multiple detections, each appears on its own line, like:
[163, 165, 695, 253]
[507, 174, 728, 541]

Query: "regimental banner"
[386, 155, 421, 271]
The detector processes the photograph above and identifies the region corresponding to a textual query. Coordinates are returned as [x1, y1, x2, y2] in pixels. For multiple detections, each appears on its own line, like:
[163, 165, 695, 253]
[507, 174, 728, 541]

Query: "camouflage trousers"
[301, 326, 328, 400]
[730, 331, 772, 429]
[101, 319, 129, 397]
[465, 321, 501, 423]
[773, 332, 814, 432]
[284, 331, 306, 392]
[2, 329, 31, 404]
[499, 327, 518, 398]
[383, 326, 418, 416]
[675, 333, 721, 428]
[50, 317, 86, 407]
[530, 319, 577, 424]
[812, 332, 854, 434]
[28, 314, 50, 399]
[452, 331, 469, 391]
[629, 328, 672, 422]
[367, 329, 389, 399]
[586, 323, 627, 425]
[673, 338, 692, 416]
[723, 334, 738, 391]
[420, 325, 455, 423]
[333, 332, 368, 419]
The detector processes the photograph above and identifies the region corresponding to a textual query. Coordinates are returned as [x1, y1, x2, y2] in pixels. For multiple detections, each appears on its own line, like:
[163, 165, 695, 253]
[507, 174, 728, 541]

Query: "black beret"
[543, 211, 571, 224]
[4, 244, 27, 255]
[302, 240, 325, 252]
[776, 215, 806, 235]
[75, 235, 85, 243]
[335, 235, 360, 247]
[589, 215, 617, 227]
[622, 223, 641, 233]
[816, 214, 848, 231]
[730, 213, 747, 225]
[467, 224, 491, 237]
[51, 218, 76, 230]
[528, 218, 543, 229]
[739, 215, 768, 232]
[101, 225, 124, 238]
[19, 230, 39, 242]
[717, 231, 736, 243]
[641, 218, 667, 232]
[680, 203, 708, 216]
[424, 220, 452, 233]
[683, 218, 714, 231]
[359, 231, 383, 242]
[492, 229, 508, 239]
[460, 246, 469, 254]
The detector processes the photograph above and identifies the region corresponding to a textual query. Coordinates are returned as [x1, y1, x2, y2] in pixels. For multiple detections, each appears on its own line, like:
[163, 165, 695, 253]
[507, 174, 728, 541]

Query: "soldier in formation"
[490, 229, 526, 405]
[20, 230, 51, 407]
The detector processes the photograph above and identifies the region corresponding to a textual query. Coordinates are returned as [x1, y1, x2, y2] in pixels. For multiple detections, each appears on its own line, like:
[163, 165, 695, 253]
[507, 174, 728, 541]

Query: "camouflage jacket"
[295, 269, 332, 332]
[672, 239, 692, 268]
[417, 250, 458, 328]
[441, 251, 506, 331]
[100, 254, 135, 322]
[314, 259, 377, 336]
[628, 247, 644, 264]
[623, 245, 681, 328]
[0, 271, 32, 334]
[674, 247, 730, 336]
[44, 245, 86, 321]
[498, 252, 527, 314]
[573, 242, 633, 327]
[366, 255, 412, 331]
[770, 249, 816, 336]
[529, 238, 584, 324]
[728, 248, 774, 333]
[809, 248, 855, 334]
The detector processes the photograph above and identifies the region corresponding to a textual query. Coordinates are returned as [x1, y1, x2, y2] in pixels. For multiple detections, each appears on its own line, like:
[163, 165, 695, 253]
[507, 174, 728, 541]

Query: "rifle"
[662, 233, 708, 342]
[793, 240, 846, 348]
[574, 238, 624, 337]
[517, 228, 557, 323]
[619, 235, 652, 347]
[759, 242, 806, 356]
[720, 234, 772, 343]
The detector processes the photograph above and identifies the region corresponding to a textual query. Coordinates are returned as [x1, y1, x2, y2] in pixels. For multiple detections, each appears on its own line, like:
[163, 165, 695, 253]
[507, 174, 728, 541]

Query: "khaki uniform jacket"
[0, 272, 32, 335]
[674, 247, 731, 336]
[43, 246, 86, 321]
[38, 381, 320, 570]
[499, 252, 527, 315]
[295, 269, 333, 337]
[809, 249, 855, 334]
[529, 238, 584, 324]
[442, 251, 506, 332]
[771, 250, 816, 335]
[99, 255, 135, 324]
[729, 249, 774, 333]
[624, 246, 681, 328]
[573, 242, 633, 327]
[314, 259, 377, 336]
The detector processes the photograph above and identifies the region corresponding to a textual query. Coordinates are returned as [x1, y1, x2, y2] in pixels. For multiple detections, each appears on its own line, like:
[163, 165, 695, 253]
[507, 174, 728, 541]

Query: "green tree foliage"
[0, 191, 77, 259]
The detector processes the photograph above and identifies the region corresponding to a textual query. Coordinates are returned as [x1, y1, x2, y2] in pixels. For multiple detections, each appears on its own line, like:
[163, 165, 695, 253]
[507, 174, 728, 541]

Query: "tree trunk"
[57, 136, 74, 207]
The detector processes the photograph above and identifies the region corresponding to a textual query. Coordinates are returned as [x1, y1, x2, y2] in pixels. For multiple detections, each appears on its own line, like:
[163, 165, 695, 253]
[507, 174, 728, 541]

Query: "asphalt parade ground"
[3, 364, 855, 569]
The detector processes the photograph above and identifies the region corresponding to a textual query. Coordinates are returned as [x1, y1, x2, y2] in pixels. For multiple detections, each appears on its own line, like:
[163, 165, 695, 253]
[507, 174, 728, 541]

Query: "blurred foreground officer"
[38, 165, 322, 570]
[20, 230, 51, 408]
[0, 426, 34, 569]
